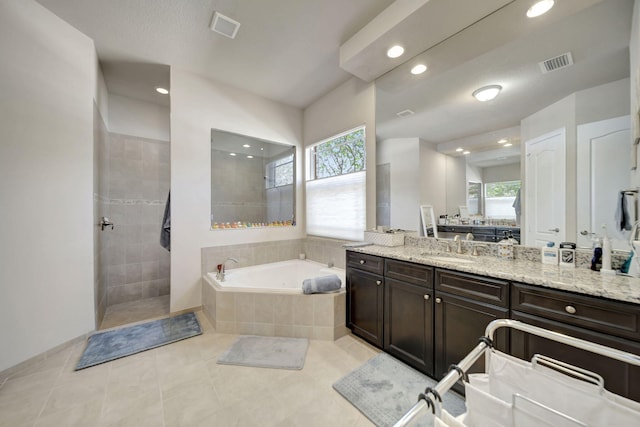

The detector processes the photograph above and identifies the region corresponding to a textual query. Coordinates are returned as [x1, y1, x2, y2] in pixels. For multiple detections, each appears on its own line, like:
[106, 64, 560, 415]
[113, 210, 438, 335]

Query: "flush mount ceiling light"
[504, 143, 513, 147]
[387, 45, 405, 59]
[229, 153, 237, 156]
[242, 144, 251, 148]
[456, 148, 464, 152]
[527, 0, 554, 18]
[411, 64, 427, 75]
[498, 138, 508, 144]
[247, 155, 254, 159]
[155, 87, 169, 95]
[472, 85, 502, 102]
[463, 151, 470, 155]
[210, 11, 241, 39]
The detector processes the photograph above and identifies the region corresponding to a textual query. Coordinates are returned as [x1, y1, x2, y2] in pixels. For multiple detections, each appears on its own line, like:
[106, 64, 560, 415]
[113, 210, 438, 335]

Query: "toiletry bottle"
[559, 242, 576, 268]
[498, 231, 514, 260]
[591, 238, 602, 271]
[601, 225, 615, 276]
[541, 242, 558, 265]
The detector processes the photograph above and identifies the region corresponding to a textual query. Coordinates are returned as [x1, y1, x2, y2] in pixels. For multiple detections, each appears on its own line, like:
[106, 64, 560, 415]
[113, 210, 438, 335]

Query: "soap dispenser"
[498, 231, 514, 260]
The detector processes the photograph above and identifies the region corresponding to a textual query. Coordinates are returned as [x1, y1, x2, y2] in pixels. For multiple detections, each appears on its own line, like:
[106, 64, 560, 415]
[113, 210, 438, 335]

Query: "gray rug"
[76, 312, 202, 370]
[217, 336, 309, 370]
[333, 353, 466, 427]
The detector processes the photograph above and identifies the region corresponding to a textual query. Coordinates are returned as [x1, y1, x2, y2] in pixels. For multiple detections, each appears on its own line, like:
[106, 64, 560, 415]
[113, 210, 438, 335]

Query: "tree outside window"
[309, 128, 365, 180]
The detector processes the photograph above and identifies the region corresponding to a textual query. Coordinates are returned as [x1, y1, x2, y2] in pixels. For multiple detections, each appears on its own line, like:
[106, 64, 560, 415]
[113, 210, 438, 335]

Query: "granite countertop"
[347, 245, 640, 305]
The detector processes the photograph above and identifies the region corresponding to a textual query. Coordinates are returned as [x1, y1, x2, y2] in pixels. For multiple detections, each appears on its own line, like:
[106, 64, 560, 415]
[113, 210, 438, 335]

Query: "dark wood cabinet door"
[511, 311, 640, 402]
[346, 268, 384, 347]
[384, 278, 434, 376]
[434, 292, 509, 384]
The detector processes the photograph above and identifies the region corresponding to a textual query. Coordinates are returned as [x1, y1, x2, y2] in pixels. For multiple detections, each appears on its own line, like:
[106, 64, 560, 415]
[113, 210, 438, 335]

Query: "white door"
[525, 128, 566, 247]
[576, 116, 631, 249]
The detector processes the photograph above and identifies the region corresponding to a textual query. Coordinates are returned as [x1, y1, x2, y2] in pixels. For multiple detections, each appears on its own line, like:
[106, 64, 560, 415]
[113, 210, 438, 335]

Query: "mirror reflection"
[210, 129, 295, 229]
[375, 0, 632, 248]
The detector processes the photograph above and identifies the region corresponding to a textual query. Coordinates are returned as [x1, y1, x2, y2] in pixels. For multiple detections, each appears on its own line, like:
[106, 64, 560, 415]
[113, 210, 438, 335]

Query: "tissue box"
[363, 231, 406, 247]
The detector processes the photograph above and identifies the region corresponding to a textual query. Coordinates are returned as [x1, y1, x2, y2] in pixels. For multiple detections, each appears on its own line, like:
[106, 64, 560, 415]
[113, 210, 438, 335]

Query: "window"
[265, 153, 294, 189]
[484, 180, 521, 219]
[306, 127, 366, 240]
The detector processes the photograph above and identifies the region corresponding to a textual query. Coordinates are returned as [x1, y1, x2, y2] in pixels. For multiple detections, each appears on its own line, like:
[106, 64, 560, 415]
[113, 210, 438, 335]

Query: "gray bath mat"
[217, 336, 309, 370]
[76, 312, 202, 370]
[333, 353, 466, 427]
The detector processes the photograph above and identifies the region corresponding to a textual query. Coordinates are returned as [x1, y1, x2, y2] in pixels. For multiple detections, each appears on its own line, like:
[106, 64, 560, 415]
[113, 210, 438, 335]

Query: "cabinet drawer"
[512, 283, 640, 342]
[385, 259, 433, 288]
[435, 269, 509, 307]
[346, 251, 384, 275]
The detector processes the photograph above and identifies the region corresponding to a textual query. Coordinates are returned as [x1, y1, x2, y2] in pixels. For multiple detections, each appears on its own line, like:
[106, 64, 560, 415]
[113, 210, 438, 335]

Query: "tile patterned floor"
[100, 295, 171, 330]
[0, 304, 381, 426]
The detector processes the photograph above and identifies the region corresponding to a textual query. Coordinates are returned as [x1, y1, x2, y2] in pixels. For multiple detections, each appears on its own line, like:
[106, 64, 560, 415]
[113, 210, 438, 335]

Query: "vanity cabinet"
[434, 270, 510, 384]
[384, 260, 434, 375]
[346, 252, 384, 347]
[511, 283, 640, 401]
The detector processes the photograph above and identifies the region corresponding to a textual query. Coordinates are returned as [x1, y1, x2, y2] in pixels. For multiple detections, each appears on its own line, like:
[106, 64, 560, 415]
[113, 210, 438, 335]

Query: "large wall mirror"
[375, 0, 633, 248]
[211, 129, 296, 229]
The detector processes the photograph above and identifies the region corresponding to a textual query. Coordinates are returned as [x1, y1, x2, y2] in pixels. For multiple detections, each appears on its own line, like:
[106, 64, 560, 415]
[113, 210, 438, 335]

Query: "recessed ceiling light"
[155, 87, 169, 95]
[498, 139, 508, 144]
[411, 64, 427, 75]
[247, 155, 254, 159]
[526, 0, 554, 18]
[472, 85, 502, 102]
[456, 148, 464, 152]
[229, 153, 236, 156]
[504, 143, 513, 147]
[463, 151, 470, 155]
[243, 144, 251, 148]
[387, 45, 405, 59]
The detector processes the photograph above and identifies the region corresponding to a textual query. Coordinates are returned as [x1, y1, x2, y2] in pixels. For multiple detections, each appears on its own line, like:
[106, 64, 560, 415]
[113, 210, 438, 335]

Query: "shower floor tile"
[100, 295, 170, 330]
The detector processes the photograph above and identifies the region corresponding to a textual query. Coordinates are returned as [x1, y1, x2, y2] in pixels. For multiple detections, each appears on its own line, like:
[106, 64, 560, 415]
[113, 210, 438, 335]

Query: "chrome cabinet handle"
[565, 305, 576, 314]
[376, 280, 382, 286]
[424, 294, 430, 300]
[359, 259, 365, 264]
[435, 297, 442, 304]
[548, 228, 560, 232]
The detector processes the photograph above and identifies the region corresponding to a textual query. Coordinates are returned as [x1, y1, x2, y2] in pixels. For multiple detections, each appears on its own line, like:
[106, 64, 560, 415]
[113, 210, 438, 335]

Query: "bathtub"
[202, 259, 347, 340]
[207, 259, 345, 293]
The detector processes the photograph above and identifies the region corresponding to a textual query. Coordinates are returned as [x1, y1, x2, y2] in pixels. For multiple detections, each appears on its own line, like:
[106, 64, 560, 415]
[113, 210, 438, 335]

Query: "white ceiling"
[35, 0, 395, 108]
[35, 0, 633, 154]
[376, 0, 632, 158]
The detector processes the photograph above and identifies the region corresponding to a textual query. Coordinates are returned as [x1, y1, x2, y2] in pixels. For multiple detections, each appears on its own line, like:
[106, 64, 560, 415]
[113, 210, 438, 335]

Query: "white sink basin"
[427, 256, 475, 264]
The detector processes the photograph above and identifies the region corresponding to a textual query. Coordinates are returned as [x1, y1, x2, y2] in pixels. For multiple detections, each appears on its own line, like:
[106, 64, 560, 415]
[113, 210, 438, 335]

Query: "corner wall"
[0, 0, 96, 371]
[303, 77, 377, 230]
[170, 69, 304, 313]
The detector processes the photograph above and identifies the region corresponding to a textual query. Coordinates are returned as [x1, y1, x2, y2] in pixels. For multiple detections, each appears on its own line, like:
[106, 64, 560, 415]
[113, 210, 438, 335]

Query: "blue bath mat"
[76, 312, 202, 370]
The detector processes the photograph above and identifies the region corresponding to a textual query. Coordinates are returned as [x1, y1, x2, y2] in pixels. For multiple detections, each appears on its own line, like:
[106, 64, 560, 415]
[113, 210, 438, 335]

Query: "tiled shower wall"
[103, 133, 171, 306]
[93, 104, 109, 326]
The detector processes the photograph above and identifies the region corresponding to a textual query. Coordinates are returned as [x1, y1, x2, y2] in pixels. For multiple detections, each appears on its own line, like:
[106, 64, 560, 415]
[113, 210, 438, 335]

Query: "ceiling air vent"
[210, 12, 241, 39]
[539, 52, 574, 74]
[396, 109, 415, 118]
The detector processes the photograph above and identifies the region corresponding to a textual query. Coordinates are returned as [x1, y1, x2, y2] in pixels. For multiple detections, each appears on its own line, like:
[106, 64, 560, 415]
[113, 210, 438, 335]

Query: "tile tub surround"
[202, 274, 347, 340]
[201, 236, 350, 275]
[350, 242, 640, 305]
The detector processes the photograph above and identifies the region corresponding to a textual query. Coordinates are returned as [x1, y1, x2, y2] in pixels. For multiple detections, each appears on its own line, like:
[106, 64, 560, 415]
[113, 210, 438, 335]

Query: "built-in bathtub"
[202, 259, 347, 340]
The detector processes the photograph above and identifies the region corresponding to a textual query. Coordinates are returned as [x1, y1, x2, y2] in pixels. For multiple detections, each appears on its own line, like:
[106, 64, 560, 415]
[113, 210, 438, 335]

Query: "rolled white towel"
[302, 274, 342, 294]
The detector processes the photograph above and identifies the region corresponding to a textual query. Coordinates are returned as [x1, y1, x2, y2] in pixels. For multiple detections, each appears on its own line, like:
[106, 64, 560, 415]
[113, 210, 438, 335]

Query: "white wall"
[420, 141, 447, 222]
[0, 0, 96, 371]
[170, 69, 304, 312]
[378, 138, 421, 230]
[304, 77, 377, 230]
[445, 155, 467, 217]
[632, 0, 640, 189]
[109, 94, 170, 141]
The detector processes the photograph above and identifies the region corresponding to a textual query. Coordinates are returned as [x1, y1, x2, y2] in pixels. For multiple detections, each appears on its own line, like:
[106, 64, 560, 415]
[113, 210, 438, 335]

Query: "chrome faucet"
[453, 235, 463, 254]
[218, 257, 239, 281]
